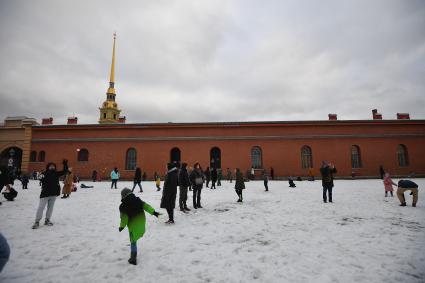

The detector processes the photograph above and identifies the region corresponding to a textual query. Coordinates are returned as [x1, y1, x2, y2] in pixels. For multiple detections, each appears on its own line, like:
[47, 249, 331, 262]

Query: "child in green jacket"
[119, 188, 160, 265]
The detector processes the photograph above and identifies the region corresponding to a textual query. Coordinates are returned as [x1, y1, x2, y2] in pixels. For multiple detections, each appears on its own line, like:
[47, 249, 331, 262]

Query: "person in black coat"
[32, 159, 68, 229]
[288, 176, 296, 188]
[235, 168, 245, 202]
[92, 170, 97, 182]
[190, 163, 204, 209]
[2, 185, 17, 201]
[132, 167, 143, 192]
[270, 167, 274, 180]
[178, 163, 191, 212]
[0, 166, 11, 193]
[379, 165, 385, 180]
[204, 167, 211, 188]
[160, 163, 178, 224]
[210, 167, 218, 189]
[320, 161, 337, 203]
[21, 174, 29, 189]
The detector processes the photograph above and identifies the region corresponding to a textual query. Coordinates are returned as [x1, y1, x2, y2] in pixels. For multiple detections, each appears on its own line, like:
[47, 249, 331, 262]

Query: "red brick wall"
[28, 121, 425, 180]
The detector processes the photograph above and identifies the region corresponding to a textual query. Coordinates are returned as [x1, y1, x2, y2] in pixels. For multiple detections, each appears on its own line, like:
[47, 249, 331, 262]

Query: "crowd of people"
[0, 159, 420, 268]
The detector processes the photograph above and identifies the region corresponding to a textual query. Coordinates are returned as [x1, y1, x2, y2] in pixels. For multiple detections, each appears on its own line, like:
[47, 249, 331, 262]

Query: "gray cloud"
[1, 0, 424, 124]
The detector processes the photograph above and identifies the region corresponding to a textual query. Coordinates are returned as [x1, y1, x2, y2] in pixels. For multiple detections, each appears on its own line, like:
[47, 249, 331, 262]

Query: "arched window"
[251, 146, 263, 169]
[126, 148, 137, 170]
[351, 145, 362, 168]
[170, 147, 181, 164]
[397, 144, 409, 167]
[301, 146, 313, 169]
[38, 151, 45, 162]
[77, 148, 89, 162]
[30, 151, 37, 162]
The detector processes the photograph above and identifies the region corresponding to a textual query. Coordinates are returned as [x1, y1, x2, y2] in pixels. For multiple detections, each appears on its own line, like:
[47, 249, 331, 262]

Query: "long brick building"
[1, 35, 424, 180]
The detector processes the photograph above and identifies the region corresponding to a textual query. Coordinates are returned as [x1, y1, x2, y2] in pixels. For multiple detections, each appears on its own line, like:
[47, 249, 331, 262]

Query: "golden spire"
[109, 32, 116, 84]
[107, 32, 116, 95]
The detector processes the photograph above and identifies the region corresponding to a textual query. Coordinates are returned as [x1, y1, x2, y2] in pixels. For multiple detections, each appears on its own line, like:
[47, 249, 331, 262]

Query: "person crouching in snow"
[61, 167, 74, 199]
[32, 159, 68, 229]
[397, 180, 419, 207]
[235, 168, 245, 202]
[119, 188, 160, 265]
[2, 185, 18, 201]
[383, 172, 397, 197]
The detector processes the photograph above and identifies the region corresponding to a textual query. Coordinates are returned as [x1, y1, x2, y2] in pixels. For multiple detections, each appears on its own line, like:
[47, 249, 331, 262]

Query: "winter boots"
[128, 252, 137, 265]
[32, 219, 53, 229]
[399, 202, 407, 206]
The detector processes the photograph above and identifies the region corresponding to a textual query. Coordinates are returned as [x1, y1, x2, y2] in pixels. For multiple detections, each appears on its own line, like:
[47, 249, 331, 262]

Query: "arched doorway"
[0, 147, 23, 176]
[170, 147, 181, 165]
[210, 147, 221, 169]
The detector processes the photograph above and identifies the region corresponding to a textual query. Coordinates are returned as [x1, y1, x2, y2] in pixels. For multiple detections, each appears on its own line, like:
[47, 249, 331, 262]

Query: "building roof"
[32, 119, 425, 130]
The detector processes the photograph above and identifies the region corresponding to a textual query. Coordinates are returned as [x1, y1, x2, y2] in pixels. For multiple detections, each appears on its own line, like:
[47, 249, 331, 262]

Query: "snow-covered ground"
[0, 179, 424, 283]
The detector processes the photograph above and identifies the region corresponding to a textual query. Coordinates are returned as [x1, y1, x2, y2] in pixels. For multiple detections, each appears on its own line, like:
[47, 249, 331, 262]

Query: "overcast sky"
[0, 0, 424, 124]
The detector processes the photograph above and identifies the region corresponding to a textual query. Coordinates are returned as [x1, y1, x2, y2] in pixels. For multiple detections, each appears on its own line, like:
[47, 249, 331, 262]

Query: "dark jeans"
[323, 184, 333, 202]
[236, 189, 243, 200]
[179, 186, 188, 209]
[264, 180, 268, 191]
[217, 179, 221, 186]
[193, 187, 202, 208]
[111, 179, 118, 189]
[206, 179, 210, 187]
[166, 208, 174, 221]
[22, 183, 28, 190]
[211, 181, 216, 189]
[132, 181, 142, 192]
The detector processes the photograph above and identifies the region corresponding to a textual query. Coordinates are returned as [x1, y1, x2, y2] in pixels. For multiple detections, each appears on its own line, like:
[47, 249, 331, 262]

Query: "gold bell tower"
[99, 33, 122, 124]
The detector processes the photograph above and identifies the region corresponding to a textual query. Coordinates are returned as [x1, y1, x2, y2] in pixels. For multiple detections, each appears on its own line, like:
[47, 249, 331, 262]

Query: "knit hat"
[121, 188, 132, 200]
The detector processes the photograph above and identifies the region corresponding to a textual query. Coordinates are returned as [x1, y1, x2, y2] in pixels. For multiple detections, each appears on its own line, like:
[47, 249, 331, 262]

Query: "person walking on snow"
[118, 188, 161, 265]
[320, 161, 337, 203]
[227, 168, 232, 183]
[211, 167, 218, 189]
[178, 163, 191, 212]
[190, 163, 204, 209]
[235, 168, 245, 202]
[204, 167, 211, 188]
[383, 172, 397, 197]
[154, 172, 161, 191]
[110, 167, 120, 189]
[32, 159, 68, 229]
[92, 170, 97, 182]
[217, 169, 222, 186]
[160, 163, 178, 224]
[132, 167, 143, 192]
[61, 167, 74, 199]
[263, 171, 269, 191]
[21, 173, 29, 190]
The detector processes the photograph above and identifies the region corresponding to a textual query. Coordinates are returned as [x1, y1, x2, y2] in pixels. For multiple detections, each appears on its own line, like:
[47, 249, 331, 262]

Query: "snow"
[1, 179, 424, 283]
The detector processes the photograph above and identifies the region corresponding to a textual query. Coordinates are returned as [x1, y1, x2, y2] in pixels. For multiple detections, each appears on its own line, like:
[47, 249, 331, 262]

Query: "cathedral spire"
[109, 32, 116, 87]
[107, 32, 116, 95]
[99, 32, 121, 124]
